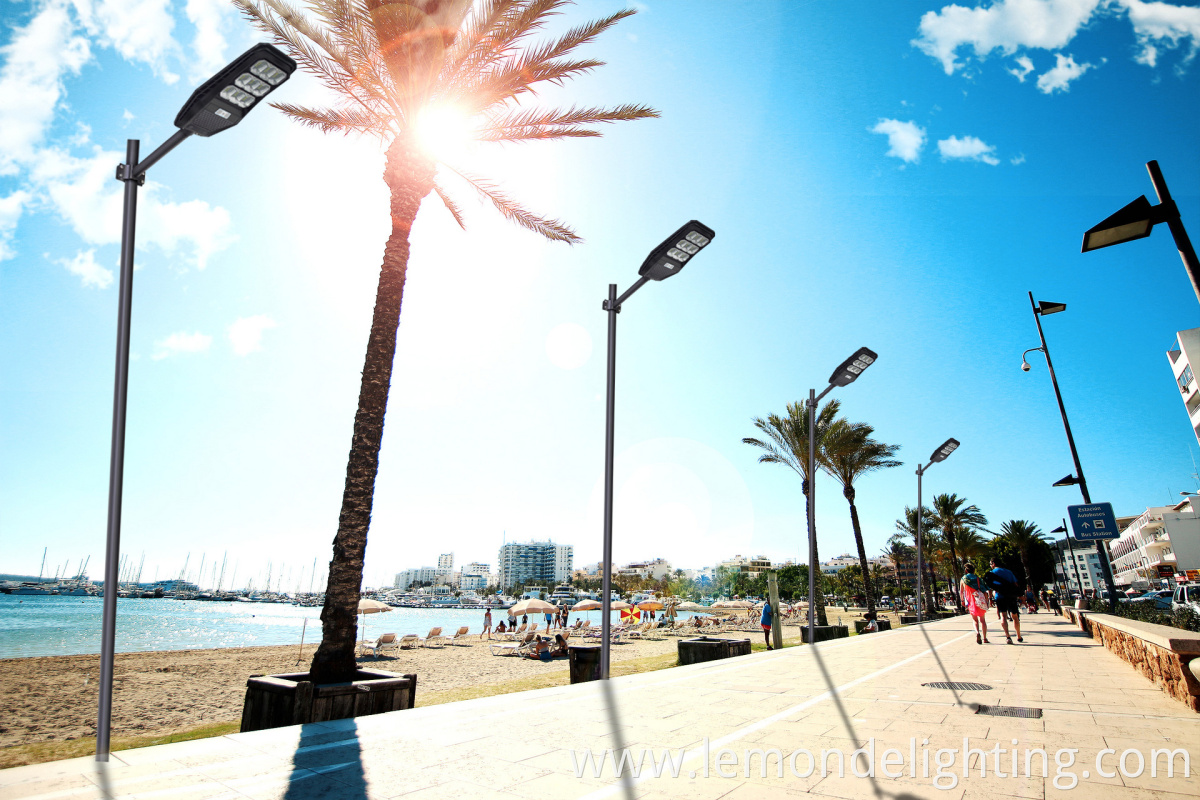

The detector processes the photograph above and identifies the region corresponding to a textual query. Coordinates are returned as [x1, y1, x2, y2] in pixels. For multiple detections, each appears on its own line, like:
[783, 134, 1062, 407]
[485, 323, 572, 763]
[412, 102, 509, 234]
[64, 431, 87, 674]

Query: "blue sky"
[1, 0, 1198, 590]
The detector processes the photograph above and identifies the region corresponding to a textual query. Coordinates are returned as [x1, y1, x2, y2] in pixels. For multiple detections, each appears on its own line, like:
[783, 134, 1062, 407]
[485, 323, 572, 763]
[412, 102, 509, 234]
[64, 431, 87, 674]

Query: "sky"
[1, 0, 1198, 591]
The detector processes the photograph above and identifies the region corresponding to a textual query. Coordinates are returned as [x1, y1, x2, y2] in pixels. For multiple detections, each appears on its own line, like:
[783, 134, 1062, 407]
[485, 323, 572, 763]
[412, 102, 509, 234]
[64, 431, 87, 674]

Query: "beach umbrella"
[357, 598, 392, 643]
[509, 598, 557, 616]
[637, 600, 665, 611]
[714, 599, 754, 609]
[572, 599, 602, 611]
[675, 601, 707, 612]
[610, 601, 632, 610]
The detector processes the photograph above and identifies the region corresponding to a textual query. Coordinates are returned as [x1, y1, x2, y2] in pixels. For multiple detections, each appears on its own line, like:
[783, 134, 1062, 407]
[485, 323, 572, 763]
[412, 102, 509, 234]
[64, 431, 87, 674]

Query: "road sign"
[1068, 503, 1120, 541]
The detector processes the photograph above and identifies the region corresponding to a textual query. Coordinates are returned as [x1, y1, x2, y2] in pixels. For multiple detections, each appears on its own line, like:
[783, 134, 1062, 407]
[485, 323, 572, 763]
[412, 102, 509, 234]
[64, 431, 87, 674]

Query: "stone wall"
[1068, 611, 1200, 713]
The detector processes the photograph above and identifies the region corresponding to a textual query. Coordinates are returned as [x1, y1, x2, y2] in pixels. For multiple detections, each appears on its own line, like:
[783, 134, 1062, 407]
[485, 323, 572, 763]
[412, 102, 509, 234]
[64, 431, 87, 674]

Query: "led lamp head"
[174, 43, 296, 137]
[828, 347, 878, 387]
[639, 220, 715, 281]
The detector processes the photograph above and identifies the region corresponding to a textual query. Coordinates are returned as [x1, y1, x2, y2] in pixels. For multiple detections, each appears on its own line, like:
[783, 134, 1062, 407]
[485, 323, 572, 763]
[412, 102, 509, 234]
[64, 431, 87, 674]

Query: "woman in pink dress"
[960, 562, 990, 644]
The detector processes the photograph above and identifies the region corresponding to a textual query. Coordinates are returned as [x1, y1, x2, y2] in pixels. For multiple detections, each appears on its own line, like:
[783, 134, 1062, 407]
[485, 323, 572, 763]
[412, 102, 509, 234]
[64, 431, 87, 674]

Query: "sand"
[0, 629, 685, 749]
[0, 611, 891, 751]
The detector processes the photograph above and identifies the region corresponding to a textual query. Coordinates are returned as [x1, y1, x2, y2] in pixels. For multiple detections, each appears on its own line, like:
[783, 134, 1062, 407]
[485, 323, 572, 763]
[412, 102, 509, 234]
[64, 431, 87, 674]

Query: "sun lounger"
[357, 632, 399, 658]
[418, 627, 445, 648]
[489, 632, 536, 656]
[501, 622, 527, 641]
[448, 626, 471, 645]
[398, 634, 420, 649]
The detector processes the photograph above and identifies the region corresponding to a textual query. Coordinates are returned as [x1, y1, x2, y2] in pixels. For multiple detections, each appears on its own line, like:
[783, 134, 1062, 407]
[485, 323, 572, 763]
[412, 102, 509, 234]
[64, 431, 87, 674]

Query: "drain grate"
[921, 682, 993, 690]
[975, 704, 1042, 718]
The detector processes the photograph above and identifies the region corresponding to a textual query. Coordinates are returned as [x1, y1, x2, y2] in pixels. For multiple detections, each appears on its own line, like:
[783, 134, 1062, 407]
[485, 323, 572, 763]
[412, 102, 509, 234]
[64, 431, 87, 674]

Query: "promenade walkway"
[2, 613, 1197, 800]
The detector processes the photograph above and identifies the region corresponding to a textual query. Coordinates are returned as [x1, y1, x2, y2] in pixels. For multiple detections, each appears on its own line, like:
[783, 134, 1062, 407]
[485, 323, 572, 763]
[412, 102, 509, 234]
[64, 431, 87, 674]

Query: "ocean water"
[0, 595, 691, 659]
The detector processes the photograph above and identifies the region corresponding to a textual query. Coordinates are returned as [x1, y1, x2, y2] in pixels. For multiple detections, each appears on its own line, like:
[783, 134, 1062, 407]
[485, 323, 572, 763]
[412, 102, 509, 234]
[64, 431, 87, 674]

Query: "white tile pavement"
[2, 614, 1197, 800]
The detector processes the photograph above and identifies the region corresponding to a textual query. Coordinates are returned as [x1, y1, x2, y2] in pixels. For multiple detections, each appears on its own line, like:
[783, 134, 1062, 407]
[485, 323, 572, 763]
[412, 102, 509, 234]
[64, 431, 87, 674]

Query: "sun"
[413, 103, 476, 164]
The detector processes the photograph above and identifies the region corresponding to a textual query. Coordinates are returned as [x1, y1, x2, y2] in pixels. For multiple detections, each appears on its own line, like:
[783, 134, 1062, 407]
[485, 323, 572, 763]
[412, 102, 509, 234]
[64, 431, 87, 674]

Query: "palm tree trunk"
[944, 530, 962, 611]
[845, 490, 875, 616]
[309, 137, 435, 684]
[803, 479, 828, 626]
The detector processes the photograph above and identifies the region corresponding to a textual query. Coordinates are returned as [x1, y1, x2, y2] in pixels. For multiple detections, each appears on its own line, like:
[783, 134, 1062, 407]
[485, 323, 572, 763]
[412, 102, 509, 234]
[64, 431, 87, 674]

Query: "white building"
[1112, 502, 1200, 588]
[1167, 329, 1200, 445]
[497, 541, 573, 589]
[617, 558, 672, 581]
[460, 562, 491, 591]
[1051, 539, 1106, 595]
[393, 566, 454, 590]
[820, 554, 859, 575]
[718, 555, 773, 578]
[438, 553, 454, 569]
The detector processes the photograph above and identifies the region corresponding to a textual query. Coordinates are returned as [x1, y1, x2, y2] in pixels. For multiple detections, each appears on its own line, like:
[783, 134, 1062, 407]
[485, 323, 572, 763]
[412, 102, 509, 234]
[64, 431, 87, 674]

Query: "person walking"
[481, 608, 493, 640]
[508, 608, 517, 630]
[760, 599, 774, 650]
[959, 562, 990, 644]
[985, 557, 1023, 644]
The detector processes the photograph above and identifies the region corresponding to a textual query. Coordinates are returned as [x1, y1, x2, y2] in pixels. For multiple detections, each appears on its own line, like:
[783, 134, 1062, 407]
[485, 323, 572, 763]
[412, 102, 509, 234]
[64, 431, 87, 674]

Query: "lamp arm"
[1022, 346, 1046, 362]
[120, 129, 193, 183]
[606, 275, 651, 312]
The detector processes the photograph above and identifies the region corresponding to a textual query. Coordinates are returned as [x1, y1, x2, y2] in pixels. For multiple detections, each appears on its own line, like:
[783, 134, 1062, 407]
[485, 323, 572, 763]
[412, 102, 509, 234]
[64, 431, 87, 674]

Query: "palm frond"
[271, 102, 387, 138]
[431, 180, 466, 229]
[478, 103, 659, 141]
[453, 170, 580, 243]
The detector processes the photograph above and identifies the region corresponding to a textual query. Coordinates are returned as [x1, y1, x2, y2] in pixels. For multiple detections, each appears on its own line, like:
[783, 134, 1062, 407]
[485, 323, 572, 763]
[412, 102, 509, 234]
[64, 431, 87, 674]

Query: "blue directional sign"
[1068, 503, 1120, 541]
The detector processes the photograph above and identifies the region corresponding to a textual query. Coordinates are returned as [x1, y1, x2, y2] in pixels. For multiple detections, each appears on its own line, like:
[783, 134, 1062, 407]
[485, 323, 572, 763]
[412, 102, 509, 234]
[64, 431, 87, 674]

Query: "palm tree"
[929, 494, 988, 610]
[820, 419, 901, 617]
[996, 520, 1049, 591]
[743, 399, 840, 626]
[234, 0, 657, 683]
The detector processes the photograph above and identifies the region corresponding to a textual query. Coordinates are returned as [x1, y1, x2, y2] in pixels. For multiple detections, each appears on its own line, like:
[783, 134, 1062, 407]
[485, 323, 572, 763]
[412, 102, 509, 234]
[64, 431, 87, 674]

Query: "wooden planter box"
[854, 619, 893, 634]
[800, 625, 849, 644]
[678, 636, 752, 665]
[241, 669, 416, 732]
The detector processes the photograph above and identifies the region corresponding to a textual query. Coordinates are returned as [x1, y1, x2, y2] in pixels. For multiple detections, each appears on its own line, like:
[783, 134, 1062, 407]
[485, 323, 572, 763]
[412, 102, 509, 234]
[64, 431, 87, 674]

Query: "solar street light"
[804, 347, 878, 643]
[915, 438, 959, 622]
[1053, 474, 1081, 487]
[1082, 160, 1200, 304]
[600, 221, 715, 679]
[97, 43, 294, 763]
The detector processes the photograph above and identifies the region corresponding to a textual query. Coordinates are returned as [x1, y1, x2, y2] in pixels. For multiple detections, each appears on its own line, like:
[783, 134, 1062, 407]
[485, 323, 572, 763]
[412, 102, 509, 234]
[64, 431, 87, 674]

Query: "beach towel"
[963, 586, 990, 617]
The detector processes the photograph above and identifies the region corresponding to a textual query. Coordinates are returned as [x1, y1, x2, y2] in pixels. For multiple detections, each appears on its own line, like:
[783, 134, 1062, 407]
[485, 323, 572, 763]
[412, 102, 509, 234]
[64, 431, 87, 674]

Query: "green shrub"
[1085, 598, 1200, 632]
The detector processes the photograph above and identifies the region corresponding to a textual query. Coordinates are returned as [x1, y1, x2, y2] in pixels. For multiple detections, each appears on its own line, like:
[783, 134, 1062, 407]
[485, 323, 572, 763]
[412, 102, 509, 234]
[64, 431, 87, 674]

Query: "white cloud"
[184, 0, 233, 81]
[1036, 52, 1096, 91]
[914, 0, 1102, 74]
[70, 0, 180, 83]
[1121, 0, 1200, 68]
[57, 248, 112, 288]
[28, 143, 235, 269]
[1009, 54, 1036, 80]
[152, 331, 212, 360]
[0, 191, 31, 261]
[938, 135, 1001, 165]
[870, 119, 927, 163]
[228, 315, 277, 356]
[0, 1, 91, 175]
[1011, 153, 1027, 165]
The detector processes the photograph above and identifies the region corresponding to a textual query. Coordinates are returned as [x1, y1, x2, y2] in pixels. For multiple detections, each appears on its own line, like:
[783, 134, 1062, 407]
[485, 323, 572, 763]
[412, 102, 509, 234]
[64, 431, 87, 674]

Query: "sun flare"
[413, 104, 475, 164]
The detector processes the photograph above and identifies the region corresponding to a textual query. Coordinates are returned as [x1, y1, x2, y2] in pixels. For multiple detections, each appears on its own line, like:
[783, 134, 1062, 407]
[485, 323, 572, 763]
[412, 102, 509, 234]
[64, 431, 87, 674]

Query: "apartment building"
[497, 541, 573, 589]
[1051, 539, 1106, 595]
[1167, 329, 1200, 446]
[1112, 501, 1200, 588]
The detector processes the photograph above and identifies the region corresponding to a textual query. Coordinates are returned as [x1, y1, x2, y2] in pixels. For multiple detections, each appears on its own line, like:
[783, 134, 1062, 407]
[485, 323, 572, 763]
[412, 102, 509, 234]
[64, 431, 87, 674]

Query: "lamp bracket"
[115, 164, 145, 186]
[601, 300, 622, 313]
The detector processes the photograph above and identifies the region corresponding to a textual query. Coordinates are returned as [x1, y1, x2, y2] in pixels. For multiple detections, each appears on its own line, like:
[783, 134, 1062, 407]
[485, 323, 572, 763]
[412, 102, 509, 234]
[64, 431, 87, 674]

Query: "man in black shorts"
[986, 558, 1022, 644]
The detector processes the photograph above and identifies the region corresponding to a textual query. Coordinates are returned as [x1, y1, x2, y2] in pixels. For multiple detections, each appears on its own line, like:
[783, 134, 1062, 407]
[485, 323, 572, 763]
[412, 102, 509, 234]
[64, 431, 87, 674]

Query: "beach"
[0, 629, 695, 750]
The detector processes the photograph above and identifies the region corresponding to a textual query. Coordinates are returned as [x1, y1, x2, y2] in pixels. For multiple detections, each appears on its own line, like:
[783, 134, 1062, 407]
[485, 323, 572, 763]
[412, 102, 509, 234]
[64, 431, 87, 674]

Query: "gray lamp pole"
[914, 438, 958, 622]
[95, 44, 294, 762]
[1052, 521, 1085, 601]
[805, 348, 877, 645]
[600, 221, 714, 679]
[1022, 292, 1117, 612]
[1082, 160, 1200, 305]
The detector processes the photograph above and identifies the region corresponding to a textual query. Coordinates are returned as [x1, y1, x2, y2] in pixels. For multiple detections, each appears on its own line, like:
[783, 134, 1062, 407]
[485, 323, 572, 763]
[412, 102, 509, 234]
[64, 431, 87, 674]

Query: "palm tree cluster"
[234, 0, 657, 683]
[743, 399, 901, 619]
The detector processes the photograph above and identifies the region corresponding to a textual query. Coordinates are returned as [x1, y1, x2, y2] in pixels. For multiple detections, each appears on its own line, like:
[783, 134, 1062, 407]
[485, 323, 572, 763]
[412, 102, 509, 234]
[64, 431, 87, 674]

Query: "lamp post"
[1052, 521, 1085, 603]
[1082, 160, 1200, 305]
[1022, 292, 1117, 611]
[914, 438, 958, 623]
[805, 347, 878, 644]
[96, 44, 295, 762]
[600, 220, 715, 679]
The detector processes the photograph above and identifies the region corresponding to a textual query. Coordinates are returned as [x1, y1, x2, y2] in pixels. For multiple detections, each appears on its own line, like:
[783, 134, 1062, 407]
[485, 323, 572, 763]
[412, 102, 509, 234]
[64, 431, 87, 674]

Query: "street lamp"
[600, 220, 715, 679]
[1021, 291, 1118, 611]
[96, 43, 295, 762]
[1052, 522, 1085, 604]
[805, 347, 877, 644]
[914, 438, 958, 623]
[1082, 160, 1200, 304]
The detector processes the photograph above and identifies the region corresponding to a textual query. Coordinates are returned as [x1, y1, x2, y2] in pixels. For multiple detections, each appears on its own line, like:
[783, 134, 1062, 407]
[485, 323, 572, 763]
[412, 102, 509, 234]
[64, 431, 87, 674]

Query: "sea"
[0, 595, 693, 659]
